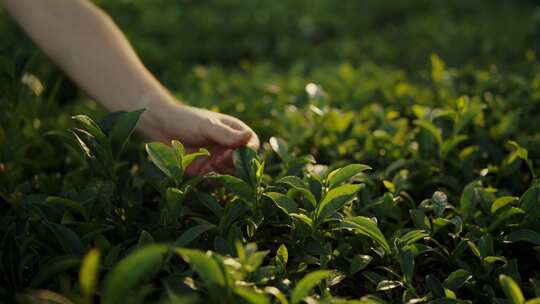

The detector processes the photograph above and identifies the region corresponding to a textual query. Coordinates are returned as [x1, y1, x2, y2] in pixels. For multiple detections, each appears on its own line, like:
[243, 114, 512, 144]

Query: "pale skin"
[0, 0, 260, 175]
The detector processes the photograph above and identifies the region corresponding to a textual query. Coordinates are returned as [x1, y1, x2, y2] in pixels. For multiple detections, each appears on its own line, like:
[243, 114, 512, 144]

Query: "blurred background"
[1, 0, 540, 161]
[2, 1, 538, 73]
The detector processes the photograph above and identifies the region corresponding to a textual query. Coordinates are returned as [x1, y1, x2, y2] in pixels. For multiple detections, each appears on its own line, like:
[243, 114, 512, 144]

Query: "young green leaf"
[290, 213, 314, 228]
[275, 244, 288, 271]
[327, 164, 371, 189]
[499, 275, 525, 304]
[175, 248, 226, 287]
[182, 148, 210, 170]
[146, 142, 182, 182]
[488, 205, 525, 231]
[171, 139, 185, 162]
[265, 192, 298, 213]
[291, 270, 331, 304]
[491, 196, 518, 214]
[263, 286, 289, 304]
[414, 119, 443, 145]
[233, 146, 258, 187]
[399, 249, 414, 286]
[102, 244, 169, 304]
[440, 135, 468, 158]
[72, 114, 107, 144]
[333, 216, 390, 254]
[399, 229, 429, 246]
[278, 176, 317, 207]
[234, 287, 270, 304]
[79, 249, 101, 297]
[315, 184, 361, 223]
[376, 280, 403, 291]
[208, 173, 254, 200]
[410, 208, 431, 231]
[443, 269, 472, 291]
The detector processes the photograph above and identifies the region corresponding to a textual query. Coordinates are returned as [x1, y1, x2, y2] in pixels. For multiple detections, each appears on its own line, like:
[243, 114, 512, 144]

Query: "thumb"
[205, 119, 252, 148]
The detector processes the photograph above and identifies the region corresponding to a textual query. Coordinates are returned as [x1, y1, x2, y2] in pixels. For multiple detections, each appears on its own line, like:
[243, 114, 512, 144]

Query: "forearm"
[1, 0, 176, 113]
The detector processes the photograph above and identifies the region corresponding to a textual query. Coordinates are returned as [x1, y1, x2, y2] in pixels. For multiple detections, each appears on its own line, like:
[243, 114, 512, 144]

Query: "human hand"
[138, 102, 260, 176]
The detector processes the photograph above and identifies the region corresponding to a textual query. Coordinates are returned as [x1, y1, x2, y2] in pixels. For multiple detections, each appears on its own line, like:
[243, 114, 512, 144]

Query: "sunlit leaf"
[327, 164, 371, 189]
[175, 248, 226, 287]
[334, 216, 390, 254]
[79, 249, 101, 297]
[443, 269, 472, 291]
[146, 142, 182, 181]
[315, 184, 361, 222]
[291, 270, 331, 304]
[499, 275, 525, 304]
[102, 244, 169, 304]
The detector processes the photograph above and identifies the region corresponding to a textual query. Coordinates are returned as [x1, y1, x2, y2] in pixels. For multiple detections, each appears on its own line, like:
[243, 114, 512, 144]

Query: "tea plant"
[1, 1, 540, 302]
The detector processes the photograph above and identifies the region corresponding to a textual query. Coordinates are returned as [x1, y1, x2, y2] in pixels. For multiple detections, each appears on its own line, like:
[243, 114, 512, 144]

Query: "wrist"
[134, 88, 178, 140]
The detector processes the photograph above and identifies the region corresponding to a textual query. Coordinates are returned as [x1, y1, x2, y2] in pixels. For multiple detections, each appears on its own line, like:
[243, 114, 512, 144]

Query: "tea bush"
[2, 1, 540, 303]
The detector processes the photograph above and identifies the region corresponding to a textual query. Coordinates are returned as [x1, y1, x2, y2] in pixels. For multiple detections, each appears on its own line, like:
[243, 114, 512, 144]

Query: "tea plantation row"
[2, 0, 540, 303]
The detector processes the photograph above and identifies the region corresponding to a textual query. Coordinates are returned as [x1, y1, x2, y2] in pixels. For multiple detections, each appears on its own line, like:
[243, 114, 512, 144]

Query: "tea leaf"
[109, 109, 144, 158]
[399, 249, 414, 285]
[414, 120, 442, 145]
[182, 148, 210, 170]
[175, 248, 226, 287]
[209, 173, 254, 200]
[72, 115, 107, 144]
[499, 275, 525, 304]
[265, 192, 298, 213]
[291, 270, 331, 304]
[234, 286, 270, 304]
[440, 135, 468, 158]
[492, 196, 518, 214]
[146, 142, 182, 181]
[233, 146, 258, 187]
[443, 269, 472, 291]
[79, 249, 101, 297]
[290, 213, 313, 228]
[102, 244, 169, 304]
[505, 229, 540, 245]
[327, 164, 371, 189]
[377, 280, 403, 291]
[315, 184, 361, 222]
[278, 176, 317, 207]
[334, 216, 390, 254]
[174, 224, 216, 247]
[426, 275, 445, 299]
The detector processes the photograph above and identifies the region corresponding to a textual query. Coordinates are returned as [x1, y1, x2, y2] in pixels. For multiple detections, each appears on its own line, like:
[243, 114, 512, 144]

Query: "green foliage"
[2, 1, 540, 303]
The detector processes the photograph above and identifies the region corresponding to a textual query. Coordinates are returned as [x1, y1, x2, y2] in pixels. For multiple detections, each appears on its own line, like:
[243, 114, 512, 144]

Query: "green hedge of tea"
[1, 1, 540, 303]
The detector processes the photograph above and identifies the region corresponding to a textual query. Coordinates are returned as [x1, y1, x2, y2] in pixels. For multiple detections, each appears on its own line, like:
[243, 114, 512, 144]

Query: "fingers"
[204, 118, 252, 148]
[246, 131, 260, 150]
[185, 147, 236, 176]
[221, 116, 260, 150]
[213, 149, 236, 175]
